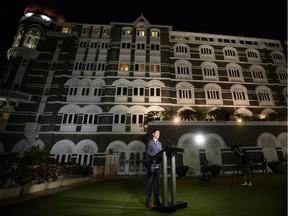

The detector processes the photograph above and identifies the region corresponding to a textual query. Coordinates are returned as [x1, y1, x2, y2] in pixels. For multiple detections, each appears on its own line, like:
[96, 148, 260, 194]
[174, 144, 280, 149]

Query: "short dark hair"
[151, 128, 159, 135]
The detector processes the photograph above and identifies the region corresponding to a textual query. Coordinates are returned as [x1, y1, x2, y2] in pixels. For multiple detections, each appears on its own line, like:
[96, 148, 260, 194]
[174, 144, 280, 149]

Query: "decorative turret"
[24, 3, 65, 22]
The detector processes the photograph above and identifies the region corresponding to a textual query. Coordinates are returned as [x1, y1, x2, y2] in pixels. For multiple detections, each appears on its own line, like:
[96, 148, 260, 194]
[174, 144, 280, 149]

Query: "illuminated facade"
[0, 4, 287, 175]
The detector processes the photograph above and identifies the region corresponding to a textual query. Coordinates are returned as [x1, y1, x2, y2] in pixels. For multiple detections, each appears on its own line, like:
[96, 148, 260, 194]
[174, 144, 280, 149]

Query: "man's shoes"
[248, 182, 252, 186]
[153, 201, 162, 206]
[146, 202, 153, 208]
[242, 182, 248, 186]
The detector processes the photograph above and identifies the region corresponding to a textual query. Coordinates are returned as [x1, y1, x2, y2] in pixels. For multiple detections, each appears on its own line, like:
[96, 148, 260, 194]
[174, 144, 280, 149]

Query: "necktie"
[156, 140, 160, 151]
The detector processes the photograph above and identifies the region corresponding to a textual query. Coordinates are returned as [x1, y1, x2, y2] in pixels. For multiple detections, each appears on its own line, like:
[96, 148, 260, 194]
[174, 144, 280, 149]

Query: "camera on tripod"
[230, 143, 241, 159]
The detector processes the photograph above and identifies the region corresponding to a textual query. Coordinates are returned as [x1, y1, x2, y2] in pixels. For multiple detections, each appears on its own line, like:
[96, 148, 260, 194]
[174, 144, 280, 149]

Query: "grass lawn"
[1, 173, 287, 216]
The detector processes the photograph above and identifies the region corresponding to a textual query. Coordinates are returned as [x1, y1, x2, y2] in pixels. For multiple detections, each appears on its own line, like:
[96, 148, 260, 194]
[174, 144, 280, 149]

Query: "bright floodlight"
[195, 134, 205, 145]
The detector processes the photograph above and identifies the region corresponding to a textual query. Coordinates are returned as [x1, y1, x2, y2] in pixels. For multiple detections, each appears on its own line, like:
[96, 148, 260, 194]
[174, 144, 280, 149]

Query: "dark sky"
[0, 0, 287, 74]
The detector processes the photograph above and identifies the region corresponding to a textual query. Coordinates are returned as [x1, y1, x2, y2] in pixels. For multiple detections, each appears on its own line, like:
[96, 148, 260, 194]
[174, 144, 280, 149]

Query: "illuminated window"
[137, 30, 146, 36]
[92, 27, 100, 35]
[82, 26, 90, 34]
[103, 28, 111, 35]
[122, 28, 132, 36]
[150, 64, 160, 72]
[151, 31, 160, 37]
[62, 27, 72, 33]
[23, 27, 41, 49]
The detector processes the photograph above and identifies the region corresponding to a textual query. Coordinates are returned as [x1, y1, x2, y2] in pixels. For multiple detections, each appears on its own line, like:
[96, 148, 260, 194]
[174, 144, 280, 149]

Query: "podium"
[151, 147, 188, 213]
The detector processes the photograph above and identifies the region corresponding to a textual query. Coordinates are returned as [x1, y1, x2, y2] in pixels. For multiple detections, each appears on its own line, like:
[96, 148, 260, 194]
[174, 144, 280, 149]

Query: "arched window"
[199, 45, 215, 60]
[174, 43, 190, 58]
[246, 48, 261, 63]
[12, 26, 24, 47]
[176, 82, 195, 104]
[175, 60, 192, 79]
[226, 63, 243, 82]
[271, 51, 286, 64]
[223, 47, 239, 61]
[23, 26, 42, 49]
[256, 86, 274, 106]
[250, 65, 267, 83]
[204, 83, 223, 105]
[230, 84, 249, 106]
[201, 61, 218, 81]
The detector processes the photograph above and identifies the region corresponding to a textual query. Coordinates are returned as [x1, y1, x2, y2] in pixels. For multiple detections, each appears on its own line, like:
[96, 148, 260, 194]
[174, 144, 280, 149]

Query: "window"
[271, 51, 286, 64]
[276, 66, 287, 83]
[177, 66, 190, 75]
[223, 47, 239, 61]
[62, 113, 78, 124]
[122, 28, 132, 36]
[174, 43, 190, 58]
[62, 27, 72, 33]
[246, 49, 261, 63]
[12, 27, 24, 47]
[116, 86, 128, 96]
[81, 87, 90, 96]
[79, 41, 87, 48]
[256, 86, 274, 106]
[131, 114, 144, 124]
[150, 64, 160, 72]
[151, 30, 160, 38]
[204, 83, 222, 105]
[226, 63, 243, 82]
[134, 63, 145, 72]
[82, 26, 90, 34]
[137, 30, 146, 36]
[175, 60, 192, 79]
[68, 87, 77, 96]
[74, 62, 83, 70]
[82, 114, 98, 125]
[150, 87, 161, 97]
[179, 89, 192, 99]
[103, 28, 110, 35]
[119, 63, 130, 71]
[136, 43, 145, 50]
[114, 114, 126, 124]
[207, 90, 220, 99]
[250, 65, 267, 83]
[121, 42, 131, 49]
[92, 27, 100, 35]
[199, 45, 215, 60]
[201, 62, 218, 81]
[133, 87, 145, 96]
[93, 88, 102, 96]
[22, 27, 41, 49]
[101, 42, 108, 49]
[151, 43, 160, 51]
[90, 41, 97, 48]
[231, 84, 249, 106]
[97, 63, 106, 71]
[233, 91, 246, 100]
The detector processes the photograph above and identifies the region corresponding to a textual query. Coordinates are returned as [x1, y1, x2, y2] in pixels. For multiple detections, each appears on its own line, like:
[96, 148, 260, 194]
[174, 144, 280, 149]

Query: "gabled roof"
[132, 13, 150, 27]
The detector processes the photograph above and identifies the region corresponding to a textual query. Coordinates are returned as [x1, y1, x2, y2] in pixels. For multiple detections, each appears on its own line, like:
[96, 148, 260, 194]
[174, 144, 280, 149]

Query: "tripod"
[230, 159, 240, 186]
[197, 160, 210, 185]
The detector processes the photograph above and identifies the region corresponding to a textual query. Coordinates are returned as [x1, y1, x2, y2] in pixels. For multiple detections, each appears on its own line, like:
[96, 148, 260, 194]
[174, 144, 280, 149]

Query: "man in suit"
[145, 128, 162, 208]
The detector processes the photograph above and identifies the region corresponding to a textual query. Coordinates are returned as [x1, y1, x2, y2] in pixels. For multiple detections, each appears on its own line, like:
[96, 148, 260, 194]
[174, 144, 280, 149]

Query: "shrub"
[267, 161, 283, 173]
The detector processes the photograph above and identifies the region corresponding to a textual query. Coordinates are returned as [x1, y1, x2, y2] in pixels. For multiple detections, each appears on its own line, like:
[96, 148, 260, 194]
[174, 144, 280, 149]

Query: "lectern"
[151, 146, 188, 213]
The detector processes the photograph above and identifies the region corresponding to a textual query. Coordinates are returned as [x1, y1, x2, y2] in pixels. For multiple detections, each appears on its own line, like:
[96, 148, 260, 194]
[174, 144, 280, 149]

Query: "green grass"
[2, 173, 287, 216]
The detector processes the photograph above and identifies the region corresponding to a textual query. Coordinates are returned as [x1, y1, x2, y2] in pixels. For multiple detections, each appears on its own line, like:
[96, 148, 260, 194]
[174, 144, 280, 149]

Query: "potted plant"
[176, 165, 189, 178]
[208, 164, 221, 176]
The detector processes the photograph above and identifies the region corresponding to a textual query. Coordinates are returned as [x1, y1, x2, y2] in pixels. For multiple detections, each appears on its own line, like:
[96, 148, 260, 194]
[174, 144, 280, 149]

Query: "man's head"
[152, 128, 160, 139]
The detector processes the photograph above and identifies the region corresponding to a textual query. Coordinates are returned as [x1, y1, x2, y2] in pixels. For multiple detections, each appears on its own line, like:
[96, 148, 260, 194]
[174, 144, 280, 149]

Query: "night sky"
[0, 0, 287, 74]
